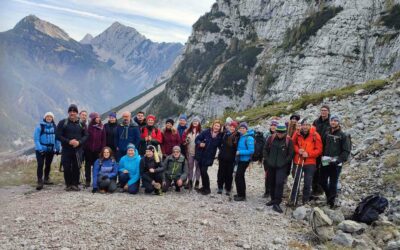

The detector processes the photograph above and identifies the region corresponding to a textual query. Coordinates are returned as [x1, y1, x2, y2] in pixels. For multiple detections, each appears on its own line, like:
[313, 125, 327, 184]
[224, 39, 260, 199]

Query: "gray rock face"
[338, 220, 364, 234]
[332, 231, 354, 247]
[160, 0, 400, 118]
[293, 206, 310, 220]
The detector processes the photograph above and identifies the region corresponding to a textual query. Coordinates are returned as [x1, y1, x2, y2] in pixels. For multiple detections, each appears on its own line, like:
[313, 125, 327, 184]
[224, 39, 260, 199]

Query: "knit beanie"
[43, 112, 55, 120]
[166, 118, 175, 125]
[239, 122, 248, 130]
[68, 104, 78, 113]
[109, 112, 117, 118]
[146, 115, 156, 121]
[179, 114, 187, 121]
[172, 146, 181, 152]
[89, 112, 100, 120]
[276, 123, 287, 133]
[330, 114, 340, 123]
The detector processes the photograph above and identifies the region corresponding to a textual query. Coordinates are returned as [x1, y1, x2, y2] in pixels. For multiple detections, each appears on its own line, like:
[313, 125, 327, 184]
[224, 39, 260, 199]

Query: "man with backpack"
[56, 104, 89, 191]
[115, 111, 140, 162]
[320, 115, 351, 208]
[162, 146, 188, 192]
[262, 119, 278, 198]
[263, 123, 294, 213]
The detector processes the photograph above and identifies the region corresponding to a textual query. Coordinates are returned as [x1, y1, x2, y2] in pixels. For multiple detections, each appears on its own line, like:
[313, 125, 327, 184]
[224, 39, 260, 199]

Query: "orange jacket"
[292, 126, 323, 166]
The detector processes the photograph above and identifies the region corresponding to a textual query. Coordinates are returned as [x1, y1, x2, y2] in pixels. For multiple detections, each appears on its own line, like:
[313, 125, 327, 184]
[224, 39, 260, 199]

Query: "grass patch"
[384, 154, 399, 168]
[222, 77, 391, 124]
[0, 158, 64, 187]
[281, 6, 344, 51]
[380, 4, 400, 30]
[383, 168, 400, 189]
[146, 91, 185, 120]
[288, 241, 312, 250]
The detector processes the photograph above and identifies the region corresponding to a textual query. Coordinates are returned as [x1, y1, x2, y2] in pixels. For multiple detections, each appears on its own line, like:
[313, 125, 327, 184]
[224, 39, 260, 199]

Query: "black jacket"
[56, 118, 89, 153]
[322, 127, 351, 164]
[263, 136, 294, 169]
[313, 115, 331, 142]
[104, 122, 118, 151]
[218, 131, 239, 163]
[134, 117, 147, 130]
[140, 157, 164, 182]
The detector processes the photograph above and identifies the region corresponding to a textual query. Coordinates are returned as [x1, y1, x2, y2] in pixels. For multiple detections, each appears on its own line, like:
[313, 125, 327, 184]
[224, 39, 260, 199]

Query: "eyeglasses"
[173, 151, 180, 153]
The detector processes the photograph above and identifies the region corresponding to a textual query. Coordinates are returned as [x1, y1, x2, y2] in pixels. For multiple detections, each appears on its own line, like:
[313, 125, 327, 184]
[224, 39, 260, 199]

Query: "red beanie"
[230, 121, 239, 128]
[146, 114, 156, 121]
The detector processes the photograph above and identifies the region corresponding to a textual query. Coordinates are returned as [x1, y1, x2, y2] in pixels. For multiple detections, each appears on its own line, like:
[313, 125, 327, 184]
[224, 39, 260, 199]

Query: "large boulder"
[332, 231, 354, 247]
[338, 220, 364, 234]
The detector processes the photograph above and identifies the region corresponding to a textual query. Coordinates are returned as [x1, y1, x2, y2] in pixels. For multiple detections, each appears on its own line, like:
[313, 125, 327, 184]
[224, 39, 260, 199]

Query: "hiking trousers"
[61, 151, 80, 186]
[217, 160, 235, 191]
[36, 151, 54, 181]
[320, 164, 342, 204]
[268, 165, 288, 205]
[119, 173, 140, 194]
[291, 164, 316, 203]
[235, 161, 250, 198]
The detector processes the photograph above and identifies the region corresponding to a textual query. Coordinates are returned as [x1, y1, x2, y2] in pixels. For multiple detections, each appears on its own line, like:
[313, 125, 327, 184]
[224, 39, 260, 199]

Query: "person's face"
[291, 119, 298, 123]
[166, 122, 173, 129]
[229, 125, 236, 133]
[147, 118, 155, 126]
[127, 148, 135, 157]
[145, 150, 154, 158]
[276, 131, 286, 139]
[137, 113, 144, 121]
[179, 119, 187, 126]
[45, 116, 53, 123]
[192, 121, 199, 127]
[108, 116, 116, 123]
[103, 149, 111, 159]
[296, 123, 301, 130]
[301, 124, 311, 133]
[122, 113, 131, 123]
[212, 123, 221, 132]
[239, 127, 247, 134]
[172, 150, 180, 158]
[270, 124, 276, 132]
[330, 119, 339, 129]
[95, 117, 100, 124]
[320, 108, 329, 118]
[69, 111, 78, 120]
[79, 112, 87, 121]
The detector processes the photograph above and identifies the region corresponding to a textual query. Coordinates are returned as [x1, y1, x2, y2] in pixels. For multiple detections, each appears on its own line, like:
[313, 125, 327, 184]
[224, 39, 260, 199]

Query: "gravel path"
[0, 163, 310, 250]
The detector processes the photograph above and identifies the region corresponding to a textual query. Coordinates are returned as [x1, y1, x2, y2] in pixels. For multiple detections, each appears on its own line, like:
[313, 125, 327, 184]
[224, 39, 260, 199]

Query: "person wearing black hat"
[140, 145, 165, 195]
[288, 114, 301, 137]
[56, 104, 89, 191]
[264, 123, 294, 213]
[161, 118, 181, 158]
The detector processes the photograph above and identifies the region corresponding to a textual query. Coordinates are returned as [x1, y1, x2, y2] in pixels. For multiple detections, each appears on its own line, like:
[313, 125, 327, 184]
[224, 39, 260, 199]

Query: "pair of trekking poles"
[285, 157, 305, 213]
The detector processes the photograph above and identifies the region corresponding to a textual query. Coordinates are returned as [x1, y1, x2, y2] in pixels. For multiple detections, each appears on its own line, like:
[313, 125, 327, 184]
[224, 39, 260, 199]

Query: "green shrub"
[147, 91, 185, 120]
[281, 6, 344, 50]
[380, 4, 400, 30]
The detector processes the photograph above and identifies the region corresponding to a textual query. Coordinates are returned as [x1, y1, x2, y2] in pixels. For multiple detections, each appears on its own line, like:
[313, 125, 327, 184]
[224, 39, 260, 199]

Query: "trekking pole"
[75, 149, 85, 188]
[293, 159, 305, 207]
[229, 157, 239, 201]
[285, 157, 301, 214]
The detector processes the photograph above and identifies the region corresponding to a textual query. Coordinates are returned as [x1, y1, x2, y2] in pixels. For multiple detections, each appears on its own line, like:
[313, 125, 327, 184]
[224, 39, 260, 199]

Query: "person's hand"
[299, 148, 305, 154]
[176, 179, 183, 187]
[151, 180, 155, 185]
[92, 188, 98, 193]
[148, 135, 152, 141]
[149, 168, 155, 173]
[200, 143, 206, 148]
[123, 170, 129, 174]
[123, 184, 128, 191]
[302, 152, 308, 158]
[236, 151, 240, 156]
[162, 181, 167, 187]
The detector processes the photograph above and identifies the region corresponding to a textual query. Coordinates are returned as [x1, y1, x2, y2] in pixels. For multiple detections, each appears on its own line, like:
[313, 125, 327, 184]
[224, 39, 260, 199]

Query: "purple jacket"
[85, 123, 106, 152]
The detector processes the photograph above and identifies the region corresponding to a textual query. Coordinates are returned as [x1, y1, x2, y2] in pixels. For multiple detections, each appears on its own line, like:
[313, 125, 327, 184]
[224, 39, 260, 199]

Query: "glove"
[55, 151, 60, 155]
[92, 188, 98, 193]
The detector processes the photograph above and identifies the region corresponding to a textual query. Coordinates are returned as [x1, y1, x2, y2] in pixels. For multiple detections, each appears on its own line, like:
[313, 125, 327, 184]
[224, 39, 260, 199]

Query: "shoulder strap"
[40, 124, 45, 136]
[267, 134, 276, 148]
[63, 118, 69, 129]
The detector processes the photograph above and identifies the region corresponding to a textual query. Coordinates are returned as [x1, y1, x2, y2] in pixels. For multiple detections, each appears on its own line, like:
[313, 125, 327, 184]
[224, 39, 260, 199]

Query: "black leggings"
[36, 151, 54, 181]
[235, 161, 250, 198]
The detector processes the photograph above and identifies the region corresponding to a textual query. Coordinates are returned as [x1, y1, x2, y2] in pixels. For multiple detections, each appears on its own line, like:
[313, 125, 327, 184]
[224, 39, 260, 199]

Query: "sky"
[0, 0, 215, 43]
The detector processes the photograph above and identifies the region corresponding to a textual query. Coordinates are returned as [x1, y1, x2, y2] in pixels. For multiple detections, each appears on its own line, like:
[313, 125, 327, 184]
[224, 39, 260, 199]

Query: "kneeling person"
[92, 147, 118, 193]
[118, 144, 141, 194]
[162, 146, 188, 192]
[140, 145, 164, 195]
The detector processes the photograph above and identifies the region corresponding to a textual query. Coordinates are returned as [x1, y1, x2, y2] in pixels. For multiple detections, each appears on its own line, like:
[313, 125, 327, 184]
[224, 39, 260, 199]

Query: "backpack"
[352, 194, 389, 225]
[345, 132, 352, 161]
[39, 122, 57, 146]
[251, 131, 265, 161]
[309, 207, 334, 242]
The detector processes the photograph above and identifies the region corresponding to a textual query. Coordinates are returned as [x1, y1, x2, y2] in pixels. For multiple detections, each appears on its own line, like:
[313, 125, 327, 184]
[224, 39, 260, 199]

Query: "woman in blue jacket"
[92, 147, 118, 193]
[234, 122, 255, 201]
[33, 112, 61, 190]
[195, 120, 223, 195]
[118, 144, 141, 194]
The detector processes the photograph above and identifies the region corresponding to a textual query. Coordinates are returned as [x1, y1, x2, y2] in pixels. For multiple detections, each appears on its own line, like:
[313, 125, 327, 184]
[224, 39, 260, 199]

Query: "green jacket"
[322, 127, 351, 164]
[162, 154, 188, 181]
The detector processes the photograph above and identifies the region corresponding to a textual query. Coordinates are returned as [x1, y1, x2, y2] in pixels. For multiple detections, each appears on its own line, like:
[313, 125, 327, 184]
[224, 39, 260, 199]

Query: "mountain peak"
[104, 21, 144, 39]
[15, 15, 71, 41]
[80, 33, 93, 44]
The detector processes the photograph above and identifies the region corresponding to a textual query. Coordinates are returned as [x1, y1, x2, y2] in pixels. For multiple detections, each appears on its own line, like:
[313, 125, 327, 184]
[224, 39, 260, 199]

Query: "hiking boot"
[184, 180, 192, 190]
[65, 186, 73, 192]
[194, 180, 200, 190]
[117, 187, 124, 193]
[36, 180, 44, 191]
[175, 186, 181, 192]
[154, 189, 163, 196]
[85, 181, 91, 188]
[70, 185, 81, 191]
[272, 204, 283, 213]
[200, 189, 211, 195]
[217, 188, 223, 194]
[266, 200, 275, 206]
[262, 192, 270, 198]
[225, 191, 231, 196]
[234, 196, 246, 202]
[43, 178, 54, 185]
[153, 182, 161, 190]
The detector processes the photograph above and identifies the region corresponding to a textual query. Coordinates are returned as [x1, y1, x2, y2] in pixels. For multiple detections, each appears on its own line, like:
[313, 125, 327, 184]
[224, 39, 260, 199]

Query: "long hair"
[98, 146, 115, 162]
[211, 119, 222, 133]
[288, 120, 298, 137]
[187, 121, 202, 134]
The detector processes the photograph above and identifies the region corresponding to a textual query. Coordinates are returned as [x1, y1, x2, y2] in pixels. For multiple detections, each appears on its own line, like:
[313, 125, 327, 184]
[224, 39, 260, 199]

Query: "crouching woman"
[118, 144, 141, 194]
[92, 147, 118, 193]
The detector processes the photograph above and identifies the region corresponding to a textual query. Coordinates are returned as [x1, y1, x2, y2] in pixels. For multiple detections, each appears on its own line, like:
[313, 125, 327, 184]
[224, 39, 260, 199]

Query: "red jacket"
[161, 129, 181, 156]
[292, 126, 323, 166]
[140, 126, 163, 144]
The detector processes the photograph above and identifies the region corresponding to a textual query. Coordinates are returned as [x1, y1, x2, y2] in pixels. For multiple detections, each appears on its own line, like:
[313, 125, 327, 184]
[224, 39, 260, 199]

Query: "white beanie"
[44, 112, 55, 120]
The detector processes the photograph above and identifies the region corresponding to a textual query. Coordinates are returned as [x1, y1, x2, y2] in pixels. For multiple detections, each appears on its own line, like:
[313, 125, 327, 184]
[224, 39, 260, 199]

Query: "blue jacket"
[194, 128, 222, 167]
[118, 149, 141, 186]
[115, 120, 140, 152]
[92, 158, 118, 189]
[237, 129, 255, 162]
[33, 120, 61, 152]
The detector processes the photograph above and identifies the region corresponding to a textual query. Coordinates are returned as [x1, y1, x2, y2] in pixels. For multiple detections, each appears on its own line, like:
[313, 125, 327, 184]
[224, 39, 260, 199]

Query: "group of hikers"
[33, 103, 351, 213]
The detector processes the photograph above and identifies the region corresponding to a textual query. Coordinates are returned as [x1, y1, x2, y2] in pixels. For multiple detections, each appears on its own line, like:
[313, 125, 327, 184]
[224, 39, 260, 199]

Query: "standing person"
[234, 122, 255, 201]
[288, 114, 301, 137]
[118, 144, 141, 194]
[92, 147, 118, 194]
[162, 146, 188, 193]
[217, 120, 239, 195]
[161, 119, 181, 158]
[262, 120, 278, 197]
[115, 111, 140, 162]
[104, 112, 118, 152]
[79, 110, 88, 128]
[33, 112, 61, 190]
[140, 145, 164, 195]
[264, 123, 294, 213]
[177, 114, 188, 156]
[134, 111, 147, 130]
[312, 105, 331, 196]
[56, 104, 89, 191]
[138, 115, 163, 156]
[320, 115, 351, 208]
[84, 112, 106, 187]
[195, 120, 223, 195]
[182, 116, 202, 189]
[291, 117, 323, 204]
